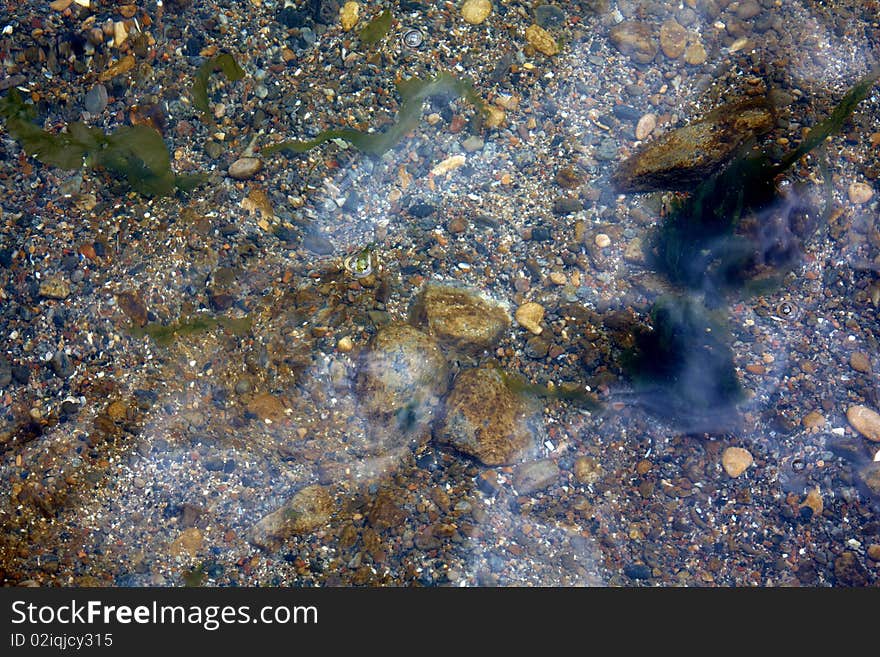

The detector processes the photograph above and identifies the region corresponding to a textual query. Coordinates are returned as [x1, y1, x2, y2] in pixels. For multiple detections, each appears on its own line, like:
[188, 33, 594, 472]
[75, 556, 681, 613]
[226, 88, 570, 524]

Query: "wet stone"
[513, 459, 559, 494]
[228, 157, 263, 180]
[39, 275, 71, 300]
[847, 405, 880, 442]
[0, 356, 11, 388]
[435, 364, 535, 465]
[84, 84, 108, 114]
[248, 485, 335, 551]
[624, 563, 652, 580]
[609, 21, 658, 64]
[659, 19, 687, 59]
[355, 324, 449, 430]
[850, 352, 871, 373]
[553, 197, 582, 215]
[409, 283, 510, 355]
[535, 5, 566, 27]
[612, 97, 774, 193]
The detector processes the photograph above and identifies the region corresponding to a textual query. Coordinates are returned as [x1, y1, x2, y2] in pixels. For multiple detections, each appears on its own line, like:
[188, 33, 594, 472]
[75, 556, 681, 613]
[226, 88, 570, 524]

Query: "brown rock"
[721, 446, 753, 477]
[847, 405, 880, 442]
[683, 42, 707, 65]
[435, 365, 535, 465]
[169, 528, 203, 557]
[116, 290, 148, 326]
[659, 19, 687, 59]
[228, 157, 263, 180]
[247, 392, 287, 422]
[525, 24, 560, 56]
[515, 302, 544, 335]
[802, 410, 825, 430]
[609, 21, 658, 64]
[39, 275, 71, 300]
[850, 351, 871, 373]
[409, 284, 509, 355]
[834, 551, 868, 586]
[513, 459, 560, 494]
[573, 456, 602, 484]
[248, 485, 335, 550]
[612, 97, 774, 193]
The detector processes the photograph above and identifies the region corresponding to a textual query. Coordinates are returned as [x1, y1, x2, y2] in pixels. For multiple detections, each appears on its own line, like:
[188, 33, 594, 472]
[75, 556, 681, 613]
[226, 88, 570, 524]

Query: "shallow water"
[1, 0, 879, 586]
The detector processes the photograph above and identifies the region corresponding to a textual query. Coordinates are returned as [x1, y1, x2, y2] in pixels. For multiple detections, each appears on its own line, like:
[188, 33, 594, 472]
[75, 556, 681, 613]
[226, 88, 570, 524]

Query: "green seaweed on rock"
[0, 88, 208, 197]
[263, 72, 487, 157]
[647, 66, 880, 294]
[192, 52, 246, 122]
[358, 9, 393, 45]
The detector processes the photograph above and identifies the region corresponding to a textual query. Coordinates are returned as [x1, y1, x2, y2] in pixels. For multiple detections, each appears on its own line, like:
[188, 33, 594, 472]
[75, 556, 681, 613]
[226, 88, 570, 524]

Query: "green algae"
[0, 88, 207, 197]
[129, 314, 253, 346]
[648, 66, 880, 294]
[192, 52, 246, 122]
[500, 370, 602, 411]
[358, 9, 392, 45]
[263, 72, 486, 157]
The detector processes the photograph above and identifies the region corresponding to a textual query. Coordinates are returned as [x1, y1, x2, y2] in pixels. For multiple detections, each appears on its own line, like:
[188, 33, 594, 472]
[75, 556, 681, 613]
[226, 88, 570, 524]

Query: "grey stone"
[513, 459, 560, 494]
[84, 84, 108, 115]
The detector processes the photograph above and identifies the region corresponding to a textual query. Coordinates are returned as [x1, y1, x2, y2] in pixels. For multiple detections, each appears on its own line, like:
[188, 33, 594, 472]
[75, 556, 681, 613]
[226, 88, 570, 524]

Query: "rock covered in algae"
[409, 283, 510, 355]
[355, 324, 449, 431]
[612, 97, 774, 193]
[249, 485, 335, 550]
[435, 364, 536, 465]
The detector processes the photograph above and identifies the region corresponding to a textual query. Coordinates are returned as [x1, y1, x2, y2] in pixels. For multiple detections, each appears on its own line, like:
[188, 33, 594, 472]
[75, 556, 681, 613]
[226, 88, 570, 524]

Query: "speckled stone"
[248, 485, 335, 550]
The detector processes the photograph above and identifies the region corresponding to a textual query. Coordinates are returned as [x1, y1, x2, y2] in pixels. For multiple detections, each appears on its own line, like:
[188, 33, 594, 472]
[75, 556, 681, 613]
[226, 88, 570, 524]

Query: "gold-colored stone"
[525, 24, 559, 56]
[340, 1, 360, 31]
[461, 0, 492, 25]
[515, 302, 544, 334]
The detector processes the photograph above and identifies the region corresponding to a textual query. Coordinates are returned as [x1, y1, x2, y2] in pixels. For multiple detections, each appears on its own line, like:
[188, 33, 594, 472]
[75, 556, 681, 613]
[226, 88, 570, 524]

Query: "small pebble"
[515, 302, 544, 334]
[721, 446, 753, 477]
[848, 182, 874, 204]
[228, 157, 263, 180]
[635, 113, 656, 140]
[339, 1, 360, 31]
[595, 233, 611, 248]
[525, 23, 559, 56]
[684, 42, 707, 65]
[850, 351, 871, 373]
[802, 410, 825, 430]
[461, 0, 492, 25]
[337, 336, 354, 352]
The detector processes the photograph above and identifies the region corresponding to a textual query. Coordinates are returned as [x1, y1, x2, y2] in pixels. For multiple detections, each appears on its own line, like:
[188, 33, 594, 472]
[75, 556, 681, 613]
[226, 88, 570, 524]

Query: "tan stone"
[525, 24, 559, 56]
[170, 528, 203, 558]
[802, 410, 825, 430]
[847, 405, 880, 442]
[659, 19, 687, 59]
[848, 182, 874, 204]
[461, 0, 492, 25]
[684, 42, 707, 65]
[850, 351, 871, 373]
[340, 1, 360, 31]
[635, 113, 656, 140]
[515, 302, 544, 334]
[721, 446, 753, 477]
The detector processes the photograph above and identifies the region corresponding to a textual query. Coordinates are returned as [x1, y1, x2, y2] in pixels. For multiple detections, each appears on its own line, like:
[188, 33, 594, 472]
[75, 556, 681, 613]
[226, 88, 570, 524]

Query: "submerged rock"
[409, 283, 510, 356]
[249, 485, 335, 551]
[355, 323, 449, 434]
[609, 21, 658, 64]
[513, 459, 560, 494]
[612, 98, 774, 193]
[435, 364, 536, 465]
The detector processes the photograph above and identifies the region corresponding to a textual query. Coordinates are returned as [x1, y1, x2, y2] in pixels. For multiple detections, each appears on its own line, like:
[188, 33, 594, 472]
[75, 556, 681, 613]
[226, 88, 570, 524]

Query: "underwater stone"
[609, 21, 658, 64]
[39, 275, 71, 300]
[461, 0, 492, 25]
[612, 97, 774, 193]
[355, 323, 449, 427]
[228, 157, 263, 180]
[435, 364, 535, 465]
[513, 458, 560, 494]
[847, 405, 880, 442]
[409, 283, 510, 355]
[248, 485, 335, 551]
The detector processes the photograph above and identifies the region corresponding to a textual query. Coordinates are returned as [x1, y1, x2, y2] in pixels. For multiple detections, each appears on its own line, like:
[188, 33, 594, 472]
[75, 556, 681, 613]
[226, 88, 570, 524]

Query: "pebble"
[246, 392, 286, 422]
[228, 157, 263, 180]
[799, 487, 823, 517]
[84, 84, 108, 114]
[624, 563, 652, 580]
[169, 528, 203, 558]
[802, 410, 825, 430]
[609, 21, 658, 64]
[721, 446, 753, 477]
[659, 19, 687, 59]
[684, 42, 707, 65]
[595, 233, 611, 248]
[435, 364, 534, 465]
[461, 135, 485, 152]
[339, 1, 360, 31]
[461, 0, 492, 25]
[39, 275, 71, 300]
[847, 405, 880, 442]
[574, 456, 602, 484]
[848, 182, 874, 204]
[525, 24, 559, 56]
[867, 545, 880, 562]
[850, 351, 871, 373]
[248, 485, 335, 551]
[336, 336, 354, 352]
[515, 302, 544, 334]
[553, 197, 582, 215]
[635, 113, 656, 140]
[535, 5, 566, 28]
[409, 283, 510, 355]
[512, 459, 560, 494]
